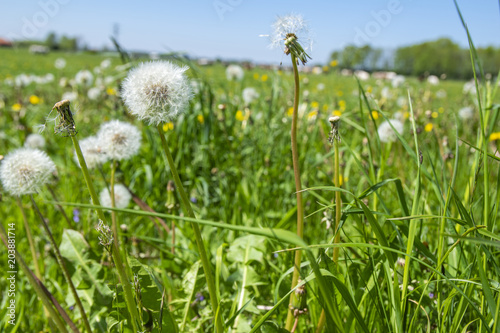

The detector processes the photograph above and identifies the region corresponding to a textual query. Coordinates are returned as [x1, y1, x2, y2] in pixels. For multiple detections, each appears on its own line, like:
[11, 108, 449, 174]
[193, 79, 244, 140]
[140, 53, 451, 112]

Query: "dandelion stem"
[29, 195, 92, 333]
[156, 124, 224, 333]
[71, 135, 141, 332]
[16, 198, 42, 278]
[285, 53, 305, 331]
[110, 160, 119, 251]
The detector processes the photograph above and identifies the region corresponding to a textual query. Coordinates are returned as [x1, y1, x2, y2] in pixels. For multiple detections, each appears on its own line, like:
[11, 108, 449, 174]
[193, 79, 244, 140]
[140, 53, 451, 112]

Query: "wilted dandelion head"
[377, 119, 404, 143]
[0, 148, 56, 196]
[121, 61, 193, 126]
[226, 65, 244, 81]
[99, 184, 132, 209]
[75, 136, 108, 169]
[269, 14, 312, 64]
[24, 133, 46, 149]
[97, 120, 141, 161]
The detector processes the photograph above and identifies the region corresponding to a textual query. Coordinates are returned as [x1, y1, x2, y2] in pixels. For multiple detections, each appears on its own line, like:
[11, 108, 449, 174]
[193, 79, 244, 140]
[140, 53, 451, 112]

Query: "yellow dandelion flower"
[330, 60, 338, 67]
[287, 107, 294, 116]
[425, 123, 433, 132]
[235, 110, 245, 121]
[322, 104, 328, 111]
[163, 122, 174, 131]
[322, 66, 329, 72]
[261, 74, 268, 82]
[307, 110, 318, 120]
[29, 95, 40, 105]
[489, 132, 500, 141]
[404, 111, 410, 119]
[367, 86, 373, 93]
[12, 103, 22, 111]
[336, 90, 343, 97]
[431, 112, 438, 118]
[311, 101, 319, 109]
[333, 110, 342, 117]
[339, 100, 346, 110]
[106, 88, 116, 95]
[438, 107, 444, 113]
[253, 73, 259, 80]
[371, 111, 379, 120]
[197, 114, 204, 124]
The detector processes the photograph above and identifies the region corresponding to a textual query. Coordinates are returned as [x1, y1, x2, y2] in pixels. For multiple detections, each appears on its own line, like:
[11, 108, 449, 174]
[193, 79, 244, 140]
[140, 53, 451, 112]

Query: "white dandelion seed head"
[317, 83, 325, 91]
[99, 184, 132, 209]
[24, 133, 46, 149]
[100, 59, 111, 69]
[427, 75, 439, 85]
[377, 119, 404, 143]
[75, 136, 108, 169]
[270, 14, 312, 52]
[242, 87, 259, 105]
[391, 75, 405, 88]
[0, 148, 56, 196]
[121, 61, 193, 126]
[463, 80, 477, 95]
[62, 91, 78, 101]
[55, 58, 66, 69]
[75, 70, 94, 86]
[87, 87, 102, 100]
[226, 65, 244, 81]
[458, 106, 474, 120]
[97, 120, 141, 161]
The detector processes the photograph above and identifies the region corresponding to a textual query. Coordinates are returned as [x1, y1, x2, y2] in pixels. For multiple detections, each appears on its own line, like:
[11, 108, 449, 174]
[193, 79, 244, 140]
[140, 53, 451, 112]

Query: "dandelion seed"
[0, 148, 56, 196]
[99, 184, 132, 209]
[74, 136, 108, 169]
[121, 61, 193, 125]
[54, 58, 66, 69]
[377, 119, 404, 143]
[24, 133, 46, 149]
[226, 65, 244, 81]
[97, 120, 141, 161]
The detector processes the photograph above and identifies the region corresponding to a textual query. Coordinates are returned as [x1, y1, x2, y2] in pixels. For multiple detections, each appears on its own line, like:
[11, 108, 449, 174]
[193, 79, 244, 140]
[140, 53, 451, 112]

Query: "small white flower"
[75, 136, 108, 169]
[355, 70, 370, 81]
[100, 59, 111, 69]
[97, 120, 141, 161]
[242, 87, 259, 105]
[121, 61, 193, 125]
[381, 87, 392, 99]
[15, 74, 32, 87]
[62, 91, 78, 101]
[55, 58, 66, 69]
[396, 257, 406, 267]
[436, 89, 447, 99]
[427, 75, 439, 85]
[458, 106, 474, 120]
[226, 65, 244, 81]
[99, 184, 132, 209]
[24, 133, 46, 149]
[0, 148, 56, 196]
[391, 75, 405, 88]
[463, 80, 477, 95]
[316, 83, 325, 91]
[75, 70, 94, 86]
[87, 87, 101, 100]
[377, 119, 404, 143]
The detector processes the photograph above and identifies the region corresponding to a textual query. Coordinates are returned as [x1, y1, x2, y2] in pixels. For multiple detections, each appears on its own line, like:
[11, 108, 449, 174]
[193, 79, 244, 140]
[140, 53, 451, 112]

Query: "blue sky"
[0, 0, 498, 64]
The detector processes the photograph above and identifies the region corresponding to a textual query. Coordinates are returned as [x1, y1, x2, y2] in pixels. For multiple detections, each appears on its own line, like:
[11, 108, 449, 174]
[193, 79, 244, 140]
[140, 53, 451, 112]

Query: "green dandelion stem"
[157, 124, 224, 333]
[285, 53, 306, 331]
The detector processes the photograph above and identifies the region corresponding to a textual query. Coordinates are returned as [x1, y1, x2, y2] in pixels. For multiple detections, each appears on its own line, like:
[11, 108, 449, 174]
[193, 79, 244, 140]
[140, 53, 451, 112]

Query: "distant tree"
[59, 35, 78, 51]
[45, 32, 58, 50]
[331, 44, 383, 70]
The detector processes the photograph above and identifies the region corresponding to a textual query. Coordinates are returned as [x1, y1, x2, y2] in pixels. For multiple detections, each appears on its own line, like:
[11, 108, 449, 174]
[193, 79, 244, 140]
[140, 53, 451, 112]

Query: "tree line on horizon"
[330, 38, 500, 80]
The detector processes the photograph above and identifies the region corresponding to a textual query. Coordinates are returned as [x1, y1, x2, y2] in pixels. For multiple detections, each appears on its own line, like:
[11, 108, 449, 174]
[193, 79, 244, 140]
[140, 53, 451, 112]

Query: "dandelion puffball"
[24, 133, 46, 149]
[270, 14, 312, 52]
[226, 65, 244, 81]
[0, 148, 56, 196]
[97, 120, 141, 161]
[377, 119, 404, 143]
[75, 136, 108, 169]
[242, 87, 259, 105]
[458, 106, 474, 120]
[99, 184, 132, 209]
[121, 61, 193, 125]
